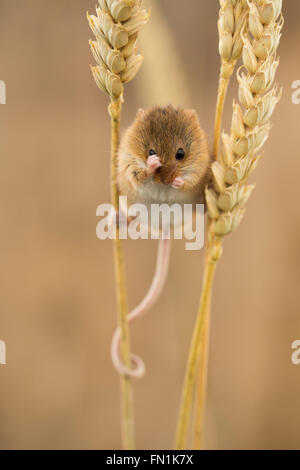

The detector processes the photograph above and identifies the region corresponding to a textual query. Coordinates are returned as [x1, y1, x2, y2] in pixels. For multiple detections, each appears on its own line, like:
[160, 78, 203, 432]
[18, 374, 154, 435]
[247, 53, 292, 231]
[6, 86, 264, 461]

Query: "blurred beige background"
[0, 0, 299, 450]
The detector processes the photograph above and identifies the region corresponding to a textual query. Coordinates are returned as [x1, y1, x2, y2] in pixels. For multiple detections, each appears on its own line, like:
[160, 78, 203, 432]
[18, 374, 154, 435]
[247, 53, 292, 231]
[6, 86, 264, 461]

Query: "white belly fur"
[136, 180, 194, 208]
[119, 181, 199, 235]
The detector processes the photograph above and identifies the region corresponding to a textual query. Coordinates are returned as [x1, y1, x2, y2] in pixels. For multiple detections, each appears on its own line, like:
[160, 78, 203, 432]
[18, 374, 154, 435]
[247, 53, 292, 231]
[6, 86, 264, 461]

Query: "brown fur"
[118, 105, 212, 206]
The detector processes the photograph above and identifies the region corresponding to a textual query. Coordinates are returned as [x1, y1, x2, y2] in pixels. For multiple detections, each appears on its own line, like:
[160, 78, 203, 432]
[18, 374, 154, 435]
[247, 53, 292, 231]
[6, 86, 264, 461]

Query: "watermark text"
[0, 80, 6, 104]
[96, 197, 205, 251]
[0, 340, 6, 365]
[291, 340, 300, 365]
[292, 80, 300, 105]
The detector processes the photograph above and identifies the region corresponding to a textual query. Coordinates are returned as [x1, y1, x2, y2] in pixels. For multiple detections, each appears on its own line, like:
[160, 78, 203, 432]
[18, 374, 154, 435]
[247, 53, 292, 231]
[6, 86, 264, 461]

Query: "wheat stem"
[213, 61, 235, 160]
[192, 33, 236, 455]
[192, 298, 211, 449]
[190, 3, 242, 446]
[175, 0, 248, 448]
[174, 244, 219, 450]
[88, 0, 149, 448]
[191, 0, 283, 451]
[110, 97, 135, 450]
[191, 59, 235, 451]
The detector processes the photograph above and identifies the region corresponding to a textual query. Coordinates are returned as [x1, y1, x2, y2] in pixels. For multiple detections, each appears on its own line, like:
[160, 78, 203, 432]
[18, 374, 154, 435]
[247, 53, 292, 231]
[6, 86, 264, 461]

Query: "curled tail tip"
[111, 351, 146, 379]
[110, 237, 172, 379]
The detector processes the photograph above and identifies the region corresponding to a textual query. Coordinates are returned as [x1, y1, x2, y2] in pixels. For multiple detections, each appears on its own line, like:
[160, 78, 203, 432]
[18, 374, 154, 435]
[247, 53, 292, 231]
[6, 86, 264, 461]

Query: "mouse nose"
[155, 163, 177, 185]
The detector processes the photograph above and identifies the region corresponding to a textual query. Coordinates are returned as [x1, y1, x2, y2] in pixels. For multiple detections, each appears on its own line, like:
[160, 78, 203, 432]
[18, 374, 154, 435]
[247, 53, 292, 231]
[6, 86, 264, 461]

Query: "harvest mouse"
[111, 105, 212, 378]
[118, 105, 211, 210]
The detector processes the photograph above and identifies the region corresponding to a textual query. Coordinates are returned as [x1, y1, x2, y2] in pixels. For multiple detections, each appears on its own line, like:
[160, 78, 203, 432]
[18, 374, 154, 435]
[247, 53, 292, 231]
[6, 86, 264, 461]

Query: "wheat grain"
[218, 0, 248, 72]
[214, 0, 249, 159]
[88, 0, 149, 101]
[207, 0, 283, 241]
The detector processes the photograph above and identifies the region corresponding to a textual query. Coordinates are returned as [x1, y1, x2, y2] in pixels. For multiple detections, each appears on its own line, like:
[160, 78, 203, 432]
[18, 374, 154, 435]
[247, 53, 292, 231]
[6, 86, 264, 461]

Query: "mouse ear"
[185, 109, 199, 121]
[136, 108, 146, 120]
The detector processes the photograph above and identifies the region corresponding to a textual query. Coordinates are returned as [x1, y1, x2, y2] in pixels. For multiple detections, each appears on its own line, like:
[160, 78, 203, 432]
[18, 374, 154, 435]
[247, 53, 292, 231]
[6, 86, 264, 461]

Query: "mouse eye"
[149, 149, 156, 156]
[176, 148, 185, 161]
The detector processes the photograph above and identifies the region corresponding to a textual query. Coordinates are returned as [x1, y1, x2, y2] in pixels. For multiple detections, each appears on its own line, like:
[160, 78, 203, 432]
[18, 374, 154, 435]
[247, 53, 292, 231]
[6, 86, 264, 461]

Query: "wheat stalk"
[88, 0, 149, 450]
[175, 0, 283, 450]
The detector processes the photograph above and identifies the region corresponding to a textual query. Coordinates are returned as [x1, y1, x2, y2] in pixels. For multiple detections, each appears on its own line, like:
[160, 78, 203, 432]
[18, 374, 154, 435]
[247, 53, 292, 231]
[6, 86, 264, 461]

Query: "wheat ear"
[175, 0, 283, 450]
[88, 0, 149, 450]
[214, 0, 248, 159]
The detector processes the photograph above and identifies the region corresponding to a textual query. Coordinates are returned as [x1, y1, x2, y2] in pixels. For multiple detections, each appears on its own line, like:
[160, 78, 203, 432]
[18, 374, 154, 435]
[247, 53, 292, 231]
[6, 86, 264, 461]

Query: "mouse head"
[127, 105, 210, 188]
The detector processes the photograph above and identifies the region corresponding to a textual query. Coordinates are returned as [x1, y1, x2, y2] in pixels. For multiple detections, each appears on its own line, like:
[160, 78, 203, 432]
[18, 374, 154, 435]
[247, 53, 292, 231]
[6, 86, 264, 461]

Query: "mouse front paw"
[171, 177, 185, 190]
[147, 154, 162, 175]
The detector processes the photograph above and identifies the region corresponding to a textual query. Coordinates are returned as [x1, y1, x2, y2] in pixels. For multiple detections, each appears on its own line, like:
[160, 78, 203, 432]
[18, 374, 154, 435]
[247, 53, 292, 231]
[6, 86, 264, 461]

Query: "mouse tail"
[111, 237, 171, 379]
